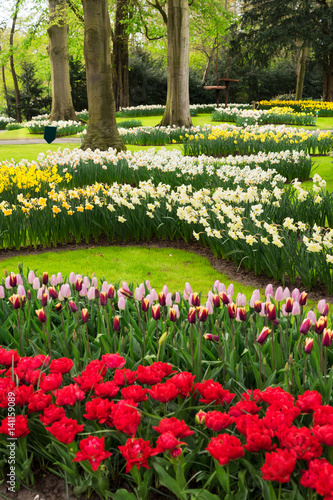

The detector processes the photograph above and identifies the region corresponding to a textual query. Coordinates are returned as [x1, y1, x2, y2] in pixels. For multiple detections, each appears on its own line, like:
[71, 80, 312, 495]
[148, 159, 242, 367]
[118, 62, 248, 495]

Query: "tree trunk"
[47, 0, 77, 121]
[295, 46, 309, 101]
[9, 0, 22, 123]
[158, 0, 192, 127]
[323, 52, 333, 102]
[81, 0, 126, 151]
[113, 0, 130, 111]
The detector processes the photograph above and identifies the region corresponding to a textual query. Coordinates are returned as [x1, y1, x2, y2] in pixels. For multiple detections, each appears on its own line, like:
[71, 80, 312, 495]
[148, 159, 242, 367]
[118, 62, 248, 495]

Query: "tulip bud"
[9, 274, 16, 288]
[168, 307, 177, 322]
[48, 286, 58, 300]
[254, 300, 262, 313]
[42, 272, 49, 286]
[190, 293, 200, 307]
[108, 285, 115, 299]
[158, 331, 168, 346]
[322, 328, 333, 347]
[219, 291, 229, 305]
[266, 303, 280, 325]
[41, 293, 48, 307]
[188, 306, 196, 324]
[36, 308, 47, 323]
[9, 294, 21, 309]
[304, 338, 314, 354]
[100, 292, 108, 306]
[299, 318, 312, 335]
[142, 297, 150, 312]
[228, 302, 237, 319]
[55, 303, 62, 312]
[238, 307, 247, 322]
[152, 304, 161, 320]
[299, 292, 307, 306]
[315, 316, 327, 335]
[94, 287, 100, 299]
[158, 292, 166, 306]
[75, 278, 83, 292]
[197, 306, 208, 322]
[284, 297, 294, 314]
[27, 290, 31, 301]
[212, 294, 221, 308]
[69, 300, 78, 313]
[81, 308, 89, 323]
[113, 316, 120, 331]
[256, 327, 271, 345]
[195, 411, 206, 424]
[204, 333, 219, 342]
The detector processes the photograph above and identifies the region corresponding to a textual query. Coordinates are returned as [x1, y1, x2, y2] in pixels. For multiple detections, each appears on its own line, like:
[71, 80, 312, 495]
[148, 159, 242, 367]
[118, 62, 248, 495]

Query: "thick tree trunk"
[47, 0, 77, 121]
[158, 0, 192, 127]
[323, 52, 333, 102]
[295, 46, 309, 101]
[9, 0, 22, 123]
[113, 0, 130, 111]
[81, 0, 126, 151]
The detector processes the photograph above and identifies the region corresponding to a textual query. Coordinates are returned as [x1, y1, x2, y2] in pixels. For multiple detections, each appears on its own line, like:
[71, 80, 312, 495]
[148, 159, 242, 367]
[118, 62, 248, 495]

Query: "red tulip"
[152, 304, 161, 320]
[188, 306, 196, 324]
[256, 327, 271, 345]
[81, 308, 89, 323]
[36, 308, 47, 323]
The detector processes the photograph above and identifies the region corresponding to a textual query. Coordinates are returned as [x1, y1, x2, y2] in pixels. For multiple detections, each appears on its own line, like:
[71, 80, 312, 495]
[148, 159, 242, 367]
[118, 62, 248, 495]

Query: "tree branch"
[66, 0, 84, 23]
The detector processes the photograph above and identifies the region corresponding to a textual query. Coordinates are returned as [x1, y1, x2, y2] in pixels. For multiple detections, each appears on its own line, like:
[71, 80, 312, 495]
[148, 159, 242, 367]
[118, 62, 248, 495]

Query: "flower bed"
[212, 106, 317, 126]
[183, 124, 333, 157]
[259, 100, 333, 117]
[24, 119, 86, 136]
[0, 117, 15, 130]
[0, 272, 333, 498]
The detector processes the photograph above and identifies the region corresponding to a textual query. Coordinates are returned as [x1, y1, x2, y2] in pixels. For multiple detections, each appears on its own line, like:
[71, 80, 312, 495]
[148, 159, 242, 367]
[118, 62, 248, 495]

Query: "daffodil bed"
[212, 107, 317, 126]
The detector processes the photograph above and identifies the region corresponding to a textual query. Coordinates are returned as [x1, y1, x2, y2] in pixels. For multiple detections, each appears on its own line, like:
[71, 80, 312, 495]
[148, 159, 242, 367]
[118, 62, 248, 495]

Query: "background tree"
[112, 0, 130, 110]
[47, 0, 77, 120]
[81, 0, 125, 151]
[234, 0, 333, 101]
[9, 0, 22, 122]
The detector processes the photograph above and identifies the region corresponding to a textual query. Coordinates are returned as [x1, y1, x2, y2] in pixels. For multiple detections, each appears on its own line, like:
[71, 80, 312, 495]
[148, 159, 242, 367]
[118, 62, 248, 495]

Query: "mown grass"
[0, 246, 259, 301]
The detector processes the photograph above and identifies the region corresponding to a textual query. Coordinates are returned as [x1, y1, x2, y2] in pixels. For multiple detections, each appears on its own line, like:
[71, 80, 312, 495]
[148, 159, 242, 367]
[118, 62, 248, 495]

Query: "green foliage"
[69, 56, 88, 112]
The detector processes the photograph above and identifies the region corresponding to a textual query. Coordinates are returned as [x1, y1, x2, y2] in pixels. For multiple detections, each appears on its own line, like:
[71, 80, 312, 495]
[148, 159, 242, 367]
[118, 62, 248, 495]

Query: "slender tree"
[112, 0, 130, 110]
[47, 0, 77, 120]
[81, 0, 126, 151]
[9, 0, 22, 122]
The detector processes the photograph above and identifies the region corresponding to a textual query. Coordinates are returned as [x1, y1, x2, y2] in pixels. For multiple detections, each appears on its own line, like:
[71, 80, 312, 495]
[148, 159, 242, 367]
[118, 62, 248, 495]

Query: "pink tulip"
[32, 277, 40, 290]
[87, 287, 96, 300]
[166, 293, 173, 307]
[69, 272, 76, 284]
[28, 270, 36, 284]
[227, 284, 234, 297]
[135, 287, 144, 301]
[16, 274, 23, 285]
[163, 285, 168, 296]
[265, 284, 273, 299]
[83, 276, 90, 288]
[0, 286, 5, 299]
[145, 279, 152, 291]
[250, 289, 260, 308]
[274, 286, 283, 302]
[173, 304, 180, 318]
[79, 284, 88, 297]
[150, 288, 158, 301]
[50, 274, 58, 286]
[118, 297, 126, 311]
[213, 280, 220, 292]
[292, 288, 300, 302]
[101, 281, 108, 293]
[292, 301, 300, 316]
[236, 293, 246, 307]
[283, 287, 291, 299]
[206, 300, 213, 315]
[57, 272, 63, 283]
[174, 292, 180, 304]
[218, 283, 227, 294]
[17, 285, 26, 297]
[60, 284, 71, 298]
[91, 276, 98, 287]
[307, 310, 316, 324]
